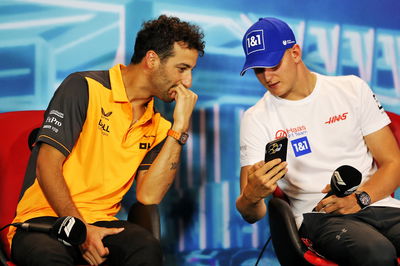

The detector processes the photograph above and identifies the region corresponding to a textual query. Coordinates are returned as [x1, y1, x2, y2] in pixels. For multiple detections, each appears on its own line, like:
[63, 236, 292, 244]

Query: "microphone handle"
[20, 222, 52, 233]
[323, 190, 334, 199]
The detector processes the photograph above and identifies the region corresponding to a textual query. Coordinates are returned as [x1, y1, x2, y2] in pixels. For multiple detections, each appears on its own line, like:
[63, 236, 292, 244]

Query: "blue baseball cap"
[240, 17, 296, 76]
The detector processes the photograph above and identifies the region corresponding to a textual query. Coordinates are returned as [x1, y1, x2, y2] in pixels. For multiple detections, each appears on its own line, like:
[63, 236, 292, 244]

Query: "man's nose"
[182, 72, 192, 88]
[263, 69, 274, 83]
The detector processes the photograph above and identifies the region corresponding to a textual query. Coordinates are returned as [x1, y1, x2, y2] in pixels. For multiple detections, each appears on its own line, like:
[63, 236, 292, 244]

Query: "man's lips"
[268, 81, 279, 89]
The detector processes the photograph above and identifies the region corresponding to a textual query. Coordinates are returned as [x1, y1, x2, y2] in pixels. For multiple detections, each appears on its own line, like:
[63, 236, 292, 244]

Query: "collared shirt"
[8, 64, 170, 245]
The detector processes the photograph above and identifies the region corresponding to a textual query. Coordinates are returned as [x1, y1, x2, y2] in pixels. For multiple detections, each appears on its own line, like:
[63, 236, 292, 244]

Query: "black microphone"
[328, 165, 361, 197]
[15, 216, 86, 246]
[313, 165, 362, 211]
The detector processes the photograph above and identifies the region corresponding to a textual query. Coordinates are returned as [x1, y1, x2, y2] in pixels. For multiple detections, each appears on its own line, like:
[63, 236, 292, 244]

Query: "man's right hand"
[169, 83, 198, 132]
[243, 159, 288, 204]
[80, 224, 124, 265]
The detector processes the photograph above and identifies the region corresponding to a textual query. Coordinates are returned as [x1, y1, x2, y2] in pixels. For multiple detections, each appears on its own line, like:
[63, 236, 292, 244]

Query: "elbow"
[242, 215, 259, 224]
[136, 192, 162, 205]
[236, 198, 260, 224]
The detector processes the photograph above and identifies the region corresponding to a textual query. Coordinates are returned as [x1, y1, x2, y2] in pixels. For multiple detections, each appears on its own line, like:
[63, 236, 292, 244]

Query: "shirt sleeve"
[36, 73, 89, 157]
[240, 110, 270, 167]
[358, 77, 390, 136]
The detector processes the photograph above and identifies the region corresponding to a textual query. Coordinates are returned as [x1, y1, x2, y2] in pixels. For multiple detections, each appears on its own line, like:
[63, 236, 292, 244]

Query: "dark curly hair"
[130, 15, 205, 64]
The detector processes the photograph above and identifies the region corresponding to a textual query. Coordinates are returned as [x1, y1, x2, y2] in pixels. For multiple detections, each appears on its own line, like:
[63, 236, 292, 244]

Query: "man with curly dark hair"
[8, 15, 205, 266]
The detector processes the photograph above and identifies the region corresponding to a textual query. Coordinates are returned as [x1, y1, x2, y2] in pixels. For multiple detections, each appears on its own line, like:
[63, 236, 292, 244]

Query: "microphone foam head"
[51, 216, 87, 246]
[330, 165, 362, 197]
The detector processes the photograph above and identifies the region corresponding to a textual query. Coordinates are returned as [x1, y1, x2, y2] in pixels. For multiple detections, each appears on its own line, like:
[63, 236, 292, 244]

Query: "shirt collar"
[109, 64, 156, 123]
[109, 64, 129, 103]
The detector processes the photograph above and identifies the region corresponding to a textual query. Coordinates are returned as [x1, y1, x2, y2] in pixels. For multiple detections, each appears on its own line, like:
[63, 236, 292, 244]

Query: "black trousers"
[299, 207, 400, 266]
[11, 217, 162, 266]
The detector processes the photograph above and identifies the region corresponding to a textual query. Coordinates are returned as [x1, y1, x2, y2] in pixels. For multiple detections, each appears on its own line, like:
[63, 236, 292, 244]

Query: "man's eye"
[254, 68, 265, 74]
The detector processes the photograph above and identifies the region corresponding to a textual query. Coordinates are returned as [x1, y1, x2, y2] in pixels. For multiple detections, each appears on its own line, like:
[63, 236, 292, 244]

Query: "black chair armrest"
[268, 197, 310, 266]
[127, 202, 160, 241]
[0, 244, 8, 266]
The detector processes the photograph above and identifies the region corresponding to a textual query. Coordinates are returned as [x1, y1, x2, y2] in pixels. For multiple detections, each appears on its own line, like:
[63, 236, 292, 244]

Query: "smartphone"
[264, 137, 288, 162]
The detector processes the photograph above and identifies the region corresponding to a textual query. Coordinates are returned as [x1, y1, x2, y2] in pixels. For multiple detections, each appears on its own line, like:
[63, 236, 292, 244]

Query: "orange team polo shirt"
[8, 64, 171, 247]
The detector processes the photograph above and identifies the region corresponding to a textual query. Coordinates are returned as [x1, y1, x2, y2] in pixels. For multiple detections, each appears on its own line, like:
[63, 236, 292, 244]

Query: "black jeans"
[299, 207, 400, 266]
[11, 216, 162, 266]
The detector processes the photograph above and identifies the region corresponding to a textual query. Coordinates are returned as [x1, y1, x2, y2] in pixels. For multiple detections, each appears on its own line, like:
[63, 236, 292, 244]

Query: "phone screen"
[264, 137, 288, 162]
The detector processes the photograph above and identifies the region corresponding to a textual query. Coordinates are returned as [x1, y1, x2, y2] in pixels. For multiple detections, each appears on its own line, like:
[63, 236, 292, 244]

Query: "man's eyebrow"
[177, 63, 196, 69]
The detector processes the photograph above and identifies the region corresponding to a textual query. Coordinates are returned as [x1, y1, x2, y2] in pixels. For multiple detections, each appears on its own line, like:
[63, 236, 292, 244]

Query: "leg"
[372, 207, 400, 256]
[94, 220, 162, 266]
[300, 212, 397, 266]
[386, 222, 400, 256]
[11, 217, 83, 266]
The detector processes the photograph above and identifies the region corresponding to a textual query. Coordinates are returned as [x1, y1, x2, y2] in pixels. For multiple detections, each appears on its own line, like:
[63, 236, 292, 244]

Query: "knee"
[352, 240, 397, 266]
[108, 229, 162, 266]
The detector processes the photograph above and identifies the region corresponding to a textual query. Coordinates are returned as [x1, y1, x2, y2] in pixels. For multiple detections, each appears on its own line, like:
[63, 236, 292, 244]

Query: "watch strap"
[167, 129, 188, 145]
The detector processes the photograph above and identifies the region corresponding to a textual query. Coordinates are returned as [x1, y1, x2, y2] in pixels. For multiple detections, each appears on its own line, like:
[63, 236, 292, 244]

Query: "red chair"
[268, 111, 400, 266]
[0, 110, 160, 266]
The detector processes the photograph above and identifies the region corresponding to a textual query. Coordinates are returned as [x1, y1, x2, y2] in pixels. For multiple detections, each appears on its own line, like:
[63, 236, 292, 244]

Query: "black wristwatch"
[355, 191, 371, 208]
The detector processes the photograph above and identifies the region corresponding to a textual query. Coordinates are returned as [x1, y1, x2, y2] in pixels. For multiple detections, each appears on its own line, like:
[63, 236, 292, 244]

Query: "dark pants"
[11, 217, 162, 266]
[299, 207, 400, 266]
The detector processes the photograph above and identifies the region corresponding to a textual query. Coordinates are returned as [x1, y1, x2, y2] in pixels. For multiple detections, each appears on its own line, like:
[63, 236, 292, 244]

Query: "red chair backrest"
[0, 110, 44, 258]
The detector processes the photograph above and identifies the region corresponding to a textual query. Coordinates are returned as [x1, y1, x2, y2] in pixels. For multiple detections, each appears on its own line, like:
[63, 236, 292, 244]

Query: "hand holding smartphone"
[264, 137, 288, 163]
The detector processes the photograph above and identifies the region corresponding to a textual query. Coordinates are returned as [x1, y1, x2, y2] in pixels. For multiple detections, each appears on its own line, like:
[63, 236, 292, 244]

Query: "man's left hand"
[315, 184, 361, 214]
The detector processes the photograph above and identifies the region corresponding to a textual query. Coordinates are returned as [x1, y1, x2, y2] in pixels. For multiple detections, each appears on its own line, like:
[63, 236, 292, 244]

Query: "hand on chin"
[167, 89, 177, 102]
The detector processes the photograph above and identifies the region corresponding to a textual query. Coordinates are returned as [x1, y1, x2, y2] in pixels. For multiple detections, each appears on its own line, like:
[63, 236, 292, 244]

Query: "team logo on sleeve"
[43, 109, 64, 133]
[372, 94, 384, 110]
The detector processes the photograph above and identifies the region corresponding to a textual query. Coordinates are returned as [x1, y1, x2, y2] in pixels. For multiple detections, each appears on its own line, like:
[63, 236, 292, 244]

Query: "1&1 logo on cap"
[246, 30, 265, 55]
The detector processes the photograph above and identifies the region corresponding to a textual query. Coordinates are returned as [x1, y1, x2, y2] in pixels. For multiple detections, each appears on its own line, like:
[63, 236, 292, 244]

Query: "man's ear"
[145, 50, 159, 69]
[291, 44, 302, 64]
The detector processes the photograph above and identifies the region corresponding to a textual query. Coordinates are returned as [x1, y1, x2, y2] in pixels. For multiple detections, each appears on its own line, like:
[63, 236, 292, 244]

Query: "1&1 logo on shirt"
[291, 136, 312, 157]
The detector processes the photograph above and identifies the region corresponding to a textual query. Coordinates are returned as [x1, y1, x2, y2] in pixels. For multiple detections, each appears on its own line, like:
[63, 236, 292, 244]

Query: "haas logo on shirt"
[324, 112, 348, 124]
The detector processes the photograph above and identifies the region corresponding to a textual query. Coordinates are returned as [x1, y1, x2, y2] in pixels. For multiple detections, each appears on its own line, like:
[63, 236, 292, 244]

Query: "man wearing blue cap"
[236, 17, 400, 265]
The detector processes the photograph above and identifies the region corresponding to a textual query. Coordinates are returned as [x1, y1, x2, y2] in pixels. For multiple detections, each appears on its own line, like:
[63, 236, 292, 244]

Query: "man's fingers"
[170, 83, 189, 98]
[269, 165, 288, 184]
[251, 160, 287, 186]
[102, 227, 125, 237]
[82, 228, 117, 265]
[248, 161, 264, 174]
[86, 244, 107, 265]
[250, 159, 280, 178]
[82, 253, 95, 266]
[263, 160, 287, 178]
[104, 247, 110, 257]
[83, 250, 106, 266]
[262, 158, 282, 173]
[321, 184, 331, 193]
